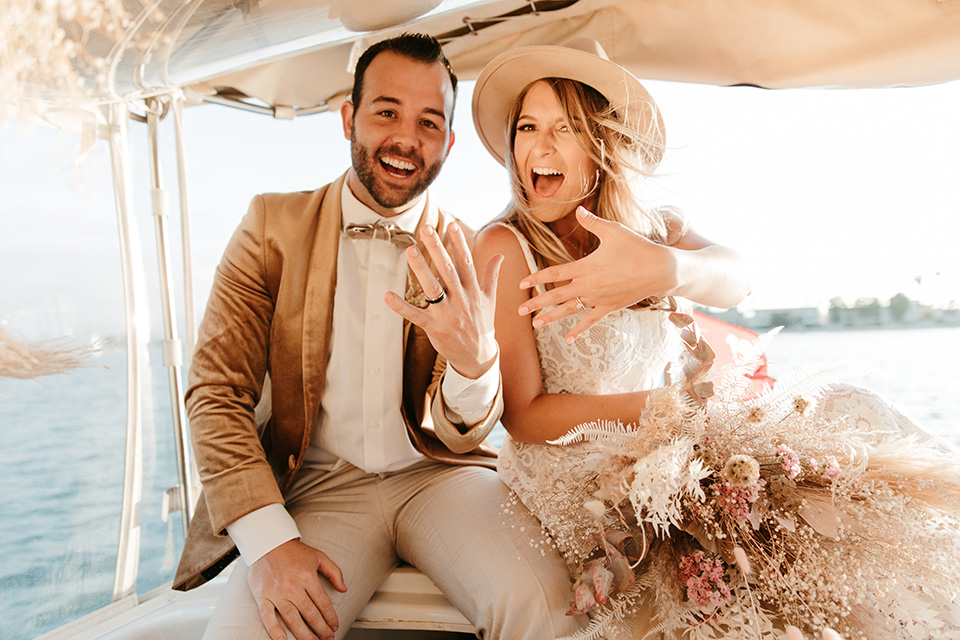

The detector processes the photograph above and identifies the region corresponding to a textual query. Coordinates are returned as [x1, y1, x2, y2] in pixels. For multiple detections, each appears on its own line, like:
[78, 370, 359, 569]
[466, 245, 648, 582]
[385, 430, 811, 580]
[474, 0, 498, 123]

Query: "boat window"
[0, 120, 186, 638]
[0, 122, 128, 639]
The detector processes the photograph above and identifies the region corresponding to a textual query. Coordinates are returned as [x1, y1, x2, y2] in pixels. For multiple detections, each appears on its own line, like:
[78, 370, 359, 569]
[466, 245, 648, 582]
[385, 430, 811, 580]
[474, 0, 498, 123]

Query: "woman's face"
[512, 81, 599, 223]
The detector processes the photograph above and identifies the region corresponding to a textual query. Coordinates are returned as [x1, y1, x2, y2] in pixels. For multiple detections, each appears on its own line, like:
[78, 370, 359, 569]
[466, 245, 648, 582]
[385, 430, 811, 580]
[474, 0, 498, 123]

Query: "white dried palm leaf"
[550, 420, 637, 446]
[744, 363, 850, 419]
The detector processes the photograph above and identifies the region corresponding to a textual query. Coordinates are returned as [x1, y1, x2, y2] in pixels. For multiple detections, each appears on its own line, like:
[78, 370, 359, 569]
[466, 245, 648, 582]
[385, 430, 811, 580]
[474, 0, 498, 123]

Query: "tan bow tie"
[343, 221, 418, 249]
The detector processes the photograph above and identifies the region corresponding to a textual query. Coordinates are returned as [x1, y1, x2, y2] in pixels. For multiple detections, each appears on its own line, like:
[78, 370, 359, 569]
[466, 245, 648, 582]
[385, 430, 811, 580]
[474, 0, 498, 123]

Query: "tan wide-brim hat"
[471, 37, 665, 170]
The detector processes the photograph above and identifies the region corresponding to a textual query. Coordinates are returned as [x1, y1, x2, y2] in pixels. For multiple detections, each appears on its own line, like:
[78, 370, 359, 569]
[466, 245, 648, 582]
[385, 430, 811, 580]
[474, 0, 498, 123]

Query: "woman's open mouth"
[531, 166, 564, 198]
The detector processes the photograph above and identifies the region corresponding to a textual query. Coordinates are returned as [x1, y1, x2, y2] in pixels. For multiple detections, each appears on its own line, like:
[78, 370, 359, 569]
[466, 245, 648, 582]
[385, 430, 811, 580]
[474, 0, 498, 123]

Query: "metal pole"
[145, 96, 194, 535]
[172, 95, 196, 367]
[171, 94, 202, 507]
[107, 102, 147, 601]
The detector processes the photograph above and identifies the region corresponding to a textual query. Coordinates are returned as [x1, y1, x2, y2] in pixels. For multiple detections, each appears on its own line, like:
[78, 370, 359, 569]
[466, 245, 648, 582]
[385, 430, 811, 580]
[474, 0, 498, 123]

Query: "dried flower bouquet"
[548, 308, 960, 640]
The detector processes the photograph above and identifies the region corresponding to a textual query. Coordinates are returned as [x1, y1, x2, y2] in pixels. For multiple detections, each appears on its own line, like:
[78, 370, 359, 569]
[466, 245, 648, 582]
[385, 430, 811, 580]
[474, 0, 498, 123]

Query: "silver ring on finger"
[575, 296, 587, 311]
[425, 287, 447, 305]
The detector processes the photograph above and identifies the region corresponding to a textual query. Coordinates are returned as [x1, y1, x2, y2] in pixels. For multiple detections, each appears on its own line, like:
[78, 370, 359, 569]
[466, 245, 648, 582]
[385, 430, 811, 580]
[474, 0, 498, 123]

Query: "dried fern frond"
[744, 363, 850, 419]
[550, 420, 637, 446]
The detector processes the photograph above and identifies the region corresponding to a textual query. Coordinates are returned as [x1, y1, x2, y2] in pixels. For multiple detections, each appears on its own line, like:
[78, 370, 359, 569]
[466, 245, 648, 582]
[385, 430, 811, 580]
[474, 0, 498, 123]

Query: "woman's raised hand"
[518, 206, 678, 343]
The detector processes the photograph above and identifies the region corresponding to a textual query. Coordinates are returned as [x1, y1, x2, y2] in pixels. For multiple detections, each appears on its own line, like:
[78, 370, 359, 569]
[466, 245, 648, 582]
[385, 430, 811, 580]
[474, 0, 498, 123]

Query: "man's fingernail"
[450, 222, 460, 234]
[423, 225, 435, 236]
[407, 246, 420, 257]
[518, 306, 528, 316]
[532, 318, 543, 328]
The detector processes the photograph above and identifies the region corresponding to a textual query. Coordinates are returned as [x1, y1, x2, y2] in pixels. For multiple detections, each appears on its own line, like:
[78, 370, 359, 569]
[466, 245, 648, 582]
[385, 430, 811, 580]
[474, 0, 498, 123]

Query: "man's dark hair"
[351, 33, 458, 122]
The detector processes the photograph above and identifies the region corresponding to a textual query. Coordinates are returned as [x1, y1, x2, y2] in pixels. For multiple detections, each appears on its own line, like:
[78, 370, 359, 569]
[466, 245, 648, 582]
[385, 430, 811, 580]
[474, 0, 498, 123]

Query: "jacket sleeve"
[429, 361, 504, 453]
[186, 194, 283, 535]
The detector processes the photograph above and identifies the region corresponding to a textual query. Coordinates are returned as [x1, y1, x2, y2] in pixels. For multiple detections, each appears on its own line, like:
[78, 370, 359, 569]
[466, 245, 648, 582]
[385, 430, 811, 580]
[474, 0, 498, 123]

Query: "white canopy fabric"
[16, 0, 960, 114]
[171, 0, 960, 113]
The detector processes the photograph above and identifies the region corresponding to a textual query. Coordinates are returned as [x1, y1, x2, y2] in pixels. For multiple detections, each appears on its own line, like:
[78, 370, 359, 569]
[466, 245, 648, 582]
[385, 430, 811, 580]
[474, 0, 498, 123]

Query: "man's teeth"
[532, 167, 562, 176]
[382, 157, 416, 171]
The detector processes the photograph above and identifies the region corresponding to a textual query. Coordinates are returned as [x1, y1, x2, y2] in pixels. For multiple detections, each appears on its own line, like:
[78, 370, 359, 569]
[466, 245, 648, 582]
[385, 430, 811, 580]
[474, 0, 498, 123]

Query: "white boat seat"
[38, 563, 472, 639]
[353, 564, 472, 633]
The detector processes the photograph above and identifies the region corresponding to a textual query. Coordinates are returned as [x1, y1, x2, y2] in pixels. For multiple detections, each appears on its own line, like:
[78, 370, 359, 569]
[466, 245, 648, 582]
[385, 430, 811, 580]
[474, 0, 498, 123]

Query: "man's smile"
[379, 154, 419, 179]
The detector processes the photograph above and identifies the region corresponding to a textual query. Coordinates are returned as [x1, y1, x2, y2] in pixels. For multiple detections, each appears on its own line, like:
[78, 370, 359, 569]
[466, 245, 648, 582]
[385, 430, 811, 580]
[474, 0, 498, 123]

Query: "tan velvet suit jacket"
[173, 173, 501, 591]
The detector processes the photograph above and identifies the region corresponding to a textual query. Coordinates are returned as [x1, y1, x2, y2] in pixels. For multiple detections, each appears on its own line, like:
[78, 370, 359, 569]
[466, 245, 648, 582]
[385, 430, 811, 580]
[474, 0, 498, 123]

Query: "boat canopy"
[15, 0, 960, 120]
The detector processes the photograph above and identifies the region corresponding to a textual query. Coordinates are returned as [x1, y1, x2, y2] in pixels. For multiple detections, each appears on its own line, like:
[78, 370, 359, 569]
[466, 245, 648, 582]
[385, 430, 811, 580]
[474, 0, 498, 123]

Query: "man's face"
[341, 51, 456, 216]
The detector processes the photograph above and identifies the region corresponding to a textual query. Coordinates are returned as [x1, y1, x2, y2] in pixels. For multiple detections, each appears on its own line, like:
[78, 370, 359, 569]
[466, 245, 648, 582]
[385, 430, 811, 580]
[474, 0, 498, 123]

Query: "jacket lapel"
[300, 173, 346, 459]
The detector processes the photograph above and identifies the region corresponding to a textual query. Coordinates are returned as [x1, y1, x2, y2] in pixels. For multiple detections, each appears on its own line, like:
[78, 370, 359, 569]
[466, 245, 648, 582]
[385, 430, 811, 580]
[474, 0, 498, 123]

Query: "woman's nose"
[532, 130, 556, 154]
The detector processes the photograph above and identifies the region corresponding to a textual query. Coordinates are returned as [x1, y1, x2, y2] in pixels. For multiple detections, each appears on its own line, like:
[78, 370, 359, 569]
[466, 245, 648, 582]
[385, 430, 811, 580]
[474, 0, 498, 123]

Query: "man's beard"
[351, 137, 443, 209]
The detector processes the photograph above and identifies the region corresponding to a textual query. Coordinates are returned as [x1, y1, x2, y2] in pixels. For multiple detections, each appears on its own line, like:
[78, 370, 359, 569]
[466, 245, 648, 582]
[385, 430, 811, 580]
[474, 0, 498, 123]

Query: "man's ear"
[445, 129, 455, 159]
[340, 101, 354, 140]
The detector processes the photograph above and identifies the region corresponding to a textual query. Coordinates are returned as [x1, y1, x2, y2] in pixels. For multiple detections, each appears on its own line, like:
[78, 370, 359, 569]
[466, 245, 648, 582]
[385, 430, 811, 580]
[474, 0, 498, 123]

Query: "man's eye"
[422, 120, 439, 129]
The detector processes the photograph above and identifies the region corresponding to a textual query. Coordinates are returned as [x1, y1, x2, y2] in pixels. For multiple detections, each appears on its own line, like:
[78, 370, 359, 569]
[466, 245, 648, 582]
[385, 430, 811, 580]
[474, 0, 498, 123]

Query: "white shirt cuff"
[441, 351, 500, 427]
[225, 503, 301, 566]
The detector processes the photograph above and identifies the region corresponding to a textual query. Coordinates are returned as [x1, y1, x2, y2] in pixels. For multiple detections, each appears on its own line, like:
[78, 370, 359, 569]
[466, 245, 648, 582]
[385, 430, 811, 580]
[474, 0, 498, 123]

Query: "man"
[173, 34, 583, 640]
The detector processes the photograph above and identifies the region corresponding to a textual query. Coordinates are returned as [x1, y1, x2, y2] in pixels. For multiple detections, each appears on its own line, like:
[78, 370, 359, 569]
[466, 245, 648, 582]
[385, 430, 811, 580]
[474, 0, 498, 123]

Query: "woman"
[472, 39, 960, 640]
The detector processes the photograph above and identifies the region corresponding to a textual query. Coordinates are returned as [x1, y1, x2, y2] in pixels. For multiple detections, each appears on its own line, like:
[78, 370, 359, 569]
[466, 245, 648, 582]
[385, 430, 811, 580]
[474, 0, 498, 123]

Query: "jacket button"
[288, 454, 297, 469]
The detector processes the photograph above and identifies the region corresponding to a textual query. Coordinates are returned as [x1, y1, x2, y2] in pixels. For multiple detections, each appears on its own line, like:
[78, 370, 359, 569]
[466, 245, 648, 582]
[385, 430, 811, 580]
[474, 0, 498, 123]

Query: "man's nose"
[388, 116, 419, 148]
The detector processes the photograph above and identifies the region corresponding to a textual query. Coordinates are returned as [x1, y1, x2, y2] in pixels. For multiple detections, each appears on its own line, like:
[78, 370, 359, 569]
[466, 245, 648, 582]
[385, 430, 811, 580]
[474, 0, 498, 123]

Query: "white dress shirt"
[226, 183, 500, 565]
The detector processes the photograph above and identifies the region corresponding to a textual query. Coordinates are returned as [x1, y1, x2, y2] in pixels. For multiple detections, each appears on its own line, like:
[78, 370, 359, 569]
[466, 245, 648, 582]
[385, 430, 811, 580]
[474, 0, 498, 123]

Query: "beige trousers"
[202, 459, 585, 639]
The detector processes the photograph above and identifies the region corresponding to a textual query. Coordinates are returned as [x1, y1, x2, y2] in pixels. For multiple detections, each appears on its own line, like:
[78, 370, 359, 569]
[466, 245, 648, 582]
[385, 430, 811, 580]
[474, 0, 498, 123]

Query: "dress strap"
[495, 222, 548, 297]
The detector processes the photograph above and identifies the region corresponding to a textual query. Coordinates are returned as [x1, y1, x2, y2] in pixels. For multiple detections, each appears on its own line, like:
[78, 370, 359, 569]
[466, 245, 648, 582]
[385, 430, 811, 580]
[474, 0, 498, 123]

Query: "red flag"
[692, 311, 775, 394]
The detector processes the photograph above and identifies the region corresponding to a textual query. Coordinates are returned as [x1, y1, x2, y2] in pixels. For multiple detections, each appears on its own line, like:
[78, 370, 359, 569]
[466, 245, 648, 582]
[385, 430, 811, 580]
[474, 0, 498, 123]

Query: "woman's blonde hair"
[500, 77, 682, 268]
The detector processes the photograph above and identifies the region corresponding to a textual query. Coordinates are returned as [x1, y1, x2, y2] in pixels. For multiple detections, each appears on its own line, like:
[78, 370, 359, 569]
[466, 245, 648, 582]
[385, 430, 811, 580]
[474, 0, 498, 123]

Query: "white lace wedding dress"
[494, 225, 960, 640]
[496, 223, 681, 568]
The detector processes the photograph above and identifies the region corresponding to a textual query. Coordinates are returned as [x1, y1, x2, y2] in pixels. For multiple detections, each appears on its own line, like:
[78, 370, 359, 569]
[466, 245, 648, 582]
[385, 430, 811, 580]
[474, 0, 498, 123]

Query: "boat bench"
[353, 564, 472, 633]
[41, 564, 472, 639]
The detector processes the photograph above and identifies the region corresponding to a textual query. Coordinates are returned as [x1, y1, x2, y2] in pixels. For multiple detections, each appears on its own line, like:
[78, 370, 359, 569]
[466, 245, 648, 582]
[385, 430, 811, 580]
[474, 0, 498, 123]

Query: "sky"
[1, 77, 958, 340]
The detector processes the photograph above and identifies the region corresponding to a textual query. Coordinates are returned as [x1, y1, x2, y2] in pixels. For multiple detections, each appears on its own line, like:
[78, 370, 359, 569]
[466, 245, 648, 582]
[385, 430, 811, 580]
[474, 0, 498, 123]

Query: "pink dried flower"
[678, 551, 731, 610]
[808, 457, 820, 474]
[714, 479, 765, 523]
[823, 455, 842, 481]
[777, 444, 802, 480]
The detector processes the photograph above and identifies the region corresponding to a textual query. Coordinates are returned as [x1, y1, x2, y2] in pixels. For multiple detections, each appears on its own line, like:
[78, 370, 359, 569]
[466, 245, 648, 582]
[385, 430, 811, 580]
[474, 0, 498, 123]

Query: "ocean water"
[0, 345, 184, 640]
[0, 327, 957, 639]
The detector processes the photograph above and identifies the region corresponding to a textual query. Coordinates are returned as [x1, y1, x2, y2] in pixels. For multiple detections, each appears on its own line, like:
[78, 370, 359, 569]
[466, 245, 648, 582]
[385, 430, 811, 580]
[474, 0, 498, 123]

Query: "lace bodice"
[495, 224, 680, 564]
[536, 307, 679, 396]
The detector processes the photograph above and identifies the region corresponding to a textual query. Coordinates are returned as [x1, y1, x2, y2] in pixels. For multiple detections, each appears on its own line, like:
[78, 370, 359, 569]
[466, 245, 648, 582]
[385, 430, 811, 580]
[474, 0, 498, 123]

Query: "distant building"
[699, 298, 957, 331]
[740, 307, 827, 330]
